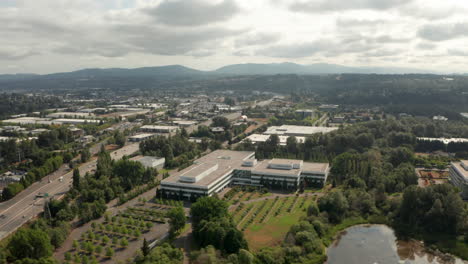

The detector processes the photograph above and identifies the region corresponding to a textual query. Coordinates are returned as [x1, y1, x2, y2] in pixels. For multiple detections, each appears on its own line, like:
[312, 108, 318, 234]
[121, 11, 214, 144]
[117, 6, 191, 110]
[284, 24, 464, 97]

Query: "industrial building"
[140, 125, 179, 134]
[128, 133, 155, 142]
[132, 156, 165, 169]
[449, 160, 468, 199]
[160, 150, 330, 200]
[264, 125, 338, 137]
[244, 134, 306, 145]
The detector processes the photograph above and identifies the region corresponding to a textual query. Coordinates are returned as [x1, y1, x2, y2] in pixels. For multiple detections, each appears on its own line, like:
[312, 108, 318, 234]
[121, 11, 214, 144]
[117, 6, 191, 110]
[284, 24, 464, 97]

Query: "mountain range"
[0, 62, 442, 81]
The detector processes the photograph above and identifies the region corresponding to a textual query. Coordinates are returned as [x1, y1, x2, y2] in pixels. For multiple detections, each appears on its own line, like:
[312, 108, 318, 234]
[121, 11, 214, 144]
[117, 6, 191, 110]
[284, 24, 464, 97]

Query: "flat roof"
[452, 161, 468, 180]
[251, 160, 301, 177]
[245, 134, 306, 145]
[141, 125, 179, 130]
[264, 125, 338, 136]
[162, 150, 255, 188]
[302, 162, 329, 173]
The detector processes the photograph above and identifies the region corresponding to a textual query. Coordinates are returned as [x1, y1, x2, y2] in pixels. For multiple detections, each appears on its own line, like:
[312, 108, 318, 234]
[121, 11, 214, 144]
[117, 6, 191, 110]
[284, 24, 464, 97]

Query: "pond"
[326, 225, 467, 264]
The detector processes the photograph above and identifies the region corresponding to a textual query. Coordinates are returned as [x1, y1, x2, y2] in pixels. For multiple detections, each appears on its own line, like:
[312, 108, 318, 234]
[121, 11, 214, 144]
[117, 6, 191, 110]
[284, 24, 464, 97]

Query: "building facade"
[449, 160, 468, 199]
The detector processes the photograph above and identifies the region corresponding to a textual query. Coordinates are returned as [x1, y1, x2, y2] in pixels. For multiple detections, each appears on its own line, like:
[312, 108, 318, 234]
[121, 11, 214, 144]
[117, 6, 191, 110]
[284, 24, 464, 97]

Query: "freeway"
[0, 143, 140, 240]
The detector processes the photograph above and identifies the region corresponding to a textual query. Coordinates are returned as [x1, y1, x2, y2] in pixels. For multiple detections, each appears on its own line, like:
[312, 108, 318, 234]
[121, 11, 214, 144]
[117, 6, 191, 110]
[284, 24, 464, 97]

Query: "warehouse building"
[264, 125, 338, 137]
[140, 125, 179, 134]
[449, 160, 468, 199]
[160, 150, 329, 200]
[132, 156, 165, 169]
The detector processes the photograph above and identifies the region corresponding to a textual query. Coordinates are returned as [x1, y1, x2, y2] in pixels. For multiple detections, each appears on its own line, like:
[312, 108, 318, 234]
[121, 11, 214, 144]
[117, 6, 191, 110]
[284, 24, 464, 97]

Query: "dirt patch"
[105, 144, 119, 151]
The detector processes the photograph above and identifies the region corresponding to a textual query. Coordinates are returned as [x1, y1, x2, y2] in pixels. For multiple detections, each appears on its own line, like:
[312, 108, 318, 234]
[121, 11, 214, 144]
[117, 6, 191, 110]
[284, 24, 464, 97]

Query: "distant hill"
[214, 62, 436, 75]
[45, 65, 206, 79]
[0, 63, 438, 81]
[0, 73, 38, 81]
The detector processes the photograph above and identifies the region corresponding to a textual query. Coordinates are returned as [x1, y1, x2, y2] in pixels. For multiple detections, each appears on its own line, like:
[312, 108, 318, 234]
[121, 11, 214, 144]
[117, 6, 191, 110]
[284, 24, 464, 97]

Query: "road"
[0, 143, 140, 240]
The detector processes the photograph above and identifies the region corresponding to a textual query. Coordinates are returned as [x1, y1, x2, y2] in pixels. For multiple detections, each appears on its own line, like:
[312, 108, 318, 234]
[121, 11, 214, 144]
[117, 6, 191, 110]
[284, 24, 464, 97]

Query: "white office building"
[160, 150, 329, 201]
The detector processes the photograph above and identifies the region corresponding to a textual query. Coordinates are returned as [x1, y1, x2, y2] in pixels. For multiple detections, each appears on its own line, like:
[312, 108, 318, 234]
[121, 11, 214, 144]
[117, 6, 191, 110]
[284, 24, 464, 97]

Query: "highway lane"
[0, 143, 140, 240]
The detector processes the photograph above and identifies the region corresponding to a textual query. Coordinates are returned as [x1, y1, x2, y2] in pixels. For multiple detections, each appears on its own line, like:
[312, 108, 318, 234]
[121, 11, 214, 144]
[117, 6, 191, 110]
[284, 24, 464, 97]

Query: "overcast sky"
[1, 0, 468, 74]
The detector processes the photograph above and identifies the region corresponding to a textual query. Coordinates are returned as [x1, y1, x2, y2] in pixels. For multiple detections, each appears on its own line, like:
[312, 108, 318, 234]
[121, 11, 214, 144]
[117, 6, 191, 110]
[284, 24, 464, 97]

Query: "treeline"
[0, 93, 63, 119]
[2, 155, 63, 201]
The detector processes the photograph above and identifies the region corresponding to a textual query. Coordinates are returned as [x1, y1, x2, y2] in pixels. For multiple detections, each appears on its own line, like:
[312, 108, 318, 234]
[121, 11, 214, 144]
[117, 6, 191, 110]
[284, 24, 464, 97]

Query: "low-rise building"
[132, 156, 165, 169]
[140, 125, 179, 134]
[244, 134, 306, 145]
[30, 128, 49, 135]
[160, 150, 330, 201]
[172, 120, 198, 127]
[128, 133, 155, 142]
[449, 160, 468, 199]
[433, 115, 448, 121]
[295, 109, 316, 119]
[264, 125, 338, 137]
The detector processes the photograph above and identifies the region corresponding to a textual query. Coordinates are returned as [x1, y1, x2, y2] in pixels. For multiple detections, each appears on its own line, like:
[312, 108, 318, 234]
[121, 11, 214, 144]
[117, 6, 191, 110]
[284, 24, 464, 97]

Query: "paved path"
[0, 143, 139, 241]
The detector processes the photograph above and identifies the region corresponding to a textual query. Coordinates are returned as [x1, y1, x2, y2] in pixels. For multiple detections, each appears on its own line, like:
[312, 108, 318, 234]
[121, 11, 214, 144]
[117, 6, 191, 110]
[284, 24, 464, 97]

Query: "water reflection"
[326, 225, 466, 264]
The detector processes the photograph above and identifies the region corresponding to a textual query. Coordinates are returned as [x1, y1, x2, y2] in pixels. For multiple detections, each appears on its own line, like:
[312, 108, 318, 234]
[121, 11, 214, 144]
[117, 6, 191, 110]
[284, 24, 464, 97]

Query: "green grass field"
[231, 195, 313, 251]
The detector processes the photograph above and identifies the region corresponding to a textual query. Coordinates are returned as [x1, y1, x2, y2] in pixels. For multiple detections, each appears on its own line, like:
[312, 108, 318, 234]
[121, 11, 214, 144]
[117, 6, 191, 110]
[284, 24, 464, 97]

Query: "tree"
[105, 247, 114, 258]
[114, 131, 126, 147]
[212, 116, 231, 129]
[72, 168, 80, 190]
[120, 238, 129, 247]
[7, 228, 53, 260]
[238, 249, 254, 264]
[142, 238, 150, 257]
[191, 197, 229, 231]
[318, 191, 349, 223]
[80, 148, 91, 163]
[168, 206, 186, 236]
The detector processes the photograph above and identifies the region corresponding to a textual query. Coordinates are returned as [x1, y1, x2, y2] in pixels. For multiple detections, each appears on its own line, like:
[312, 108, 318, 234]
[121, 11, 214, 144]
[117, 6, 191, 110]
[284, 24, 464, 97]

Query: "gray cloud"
[113, 24, 242, 56]
[289, 0, 411, 13]
[363, 49, 403, 57]
[398, 4, 463, 20]
[374, 35, 409, 43]
[418, 22, 468, 41]
[448, 49, 468, 57]
[0, 46, 38, 60]
[336, 18, 387, 28]
[235, 33, 281, 47]
[145, 0, 240, 26]
[416, 42, 436, 50]
[256, 41, 330, 58]
[53, 42, 131, 58]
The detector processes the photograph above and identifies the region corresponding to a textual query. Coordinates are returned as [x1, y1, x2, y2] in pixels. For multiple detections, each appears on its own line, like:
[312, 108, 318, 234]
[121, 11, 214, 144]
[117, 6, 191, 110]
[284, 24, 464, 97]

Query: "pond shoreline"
[326, 224, 467, 264]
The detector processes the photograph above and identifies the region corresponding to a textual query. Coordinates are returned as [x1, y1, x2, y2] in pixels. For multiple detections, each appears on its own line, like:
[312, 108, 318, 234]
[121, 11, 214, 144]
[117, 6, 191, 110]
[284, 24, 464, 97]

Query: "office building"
[160, 150, 329, 200]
